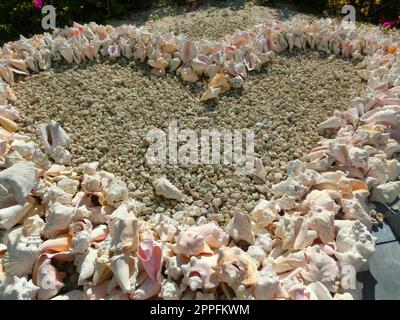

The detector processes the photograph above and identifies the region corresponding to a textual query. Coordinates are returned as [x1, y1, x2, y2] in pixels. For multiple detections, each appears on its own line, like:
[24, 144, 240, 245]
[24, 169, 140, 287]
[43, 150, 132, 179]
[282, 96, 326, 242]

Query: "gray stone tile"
[372, 221, 397, 244]
[361, 241, 400, 300]
[386, 214, 400, 240]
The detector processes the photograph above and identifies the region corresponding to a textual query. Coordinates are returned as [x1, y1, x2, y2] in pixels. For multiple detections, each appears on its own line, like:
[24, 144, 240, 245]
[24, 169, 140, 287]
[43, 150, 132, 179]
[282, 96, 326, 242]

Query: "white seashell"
[271, 177, 308, 200]
[0, 276, 39, 300]
[153, 178, 184, 201]
[371, 181, 400, 204]
[131, 275, 162, 300]
[105, 179, 129, 207]
[307, 282, 332, 300]
[0, 201, 33, 230]
[43, 202, 75, 238]
[249, 199, 278, 228]
[336, 220, 376, 259]
[3, 215, 44, 275]
[200, 87, 221, 101]
[109, 253, 138, 295]
[225, 210, 255, 244]
[247, 245, 266, 268]
[252, 157, 266, 182]
[109, 216, 139, 253]
[254, 264, 280, 300]
[74, 247, 97, 285]
[0, 161, 36, 205]
[181, 255, 218, 291]
[159, 278, 183, 300]
[165, 255, 187, 281]
[38, 121, 69, 154]
[254, 233, 274, 253]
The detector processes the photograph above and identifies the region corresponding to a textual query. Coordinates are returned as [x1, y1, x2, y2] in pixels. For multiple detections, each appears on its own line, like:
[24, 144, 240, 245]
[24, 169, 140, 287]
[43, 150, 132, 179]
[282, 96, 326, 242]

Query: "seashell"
[216, 246, 258, 287]
[109, 216, 139, 253]
[317, 115, 346, 131]
[274, 216, 318, 250]
[335, 250, 367, 283]
[160, 278, 183, 300]
[181, 255, 218, 291]
[0, 105, 20, 121]
[0, 79, 6, 105]
[105, 179, 129, 207]
[306, 282, 332, 300]
[151, 214, 178, 242]
[336, 220, 376, 260]
[252, 157, 266, 182]
[308, 208, 335, 244]
[0, 115, 18, 132]
[0, 161, 35, 202]
[225, 210, 255, 244]
[301, 245, 339, 284]
[58, 43, 74, 63]
[57, 177, 79, 195]
[39, 236, 71, 253]
[131, 275, 162, 300]
[109, 252, 138, 295]
[253, 264, 280, 300]
[169, 57, 182, 72]
[249, 199, 279, 228]
[43, 202, 75, 238]
[32, 253, 65, 300]
[384, 159, 400, 181]
[255, 233, 274, 253]
[371, 181, 400, 204]
[208, 73, 230, 93]
[247, 245, 266, 268]
[341, 194, 372, 230]
[0, 201, 33, 230]
[153, 177, 184, 201]
[3, 215, 44, 275]
[271, 177, 308, 200]
[38, 121, 69, 154]
[51, 146, 72, 165]
[200, 87, 221, 101]
[74, 247, 97, 285]
[165, 255, 188, 281]
[181, 40, 197, 64]
[51, 290, 87, 300]
[138, 240, 162, 283]
[367, 157, 388, 184]
[173, 222, 228, 256]
[0, 276, 39, 300]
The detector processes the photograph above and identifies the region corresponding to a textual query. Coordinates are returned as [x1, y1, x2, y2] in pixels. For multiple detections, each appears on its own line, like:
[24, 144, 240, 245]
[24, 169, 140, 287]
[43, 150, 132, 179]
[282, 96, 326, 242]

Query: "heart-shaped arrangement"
[0, 16, 400, 300]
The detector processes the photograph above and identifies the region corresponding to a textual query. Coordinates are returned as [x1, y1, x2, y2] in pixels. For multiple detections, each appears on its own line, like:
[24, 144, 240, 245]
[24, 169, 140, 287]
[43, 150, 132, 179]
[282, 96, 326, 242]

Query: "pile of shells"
[0, 16, 400, 300]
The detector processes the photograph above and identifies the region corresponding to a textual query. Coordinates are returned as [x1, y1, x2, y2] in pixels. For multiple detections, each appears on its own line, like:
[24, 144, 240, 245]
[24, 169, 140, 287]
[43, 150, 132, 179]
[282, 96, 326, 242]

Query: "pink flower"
[33, 0, 44, 10]
[382, 21, 395, 27]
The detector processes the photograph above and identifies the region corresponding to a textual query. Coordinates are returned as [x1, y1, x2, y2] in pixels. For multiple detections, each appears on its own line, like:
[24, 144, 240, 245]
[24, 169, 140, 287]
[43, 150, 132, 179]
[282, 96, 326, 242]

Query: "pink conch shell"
[138, 240, 162, 283]
[32, 253, 65, 300]
[216, 246, 258, 287]
[0, 105, 20, 121]
[173, 222, 228, 256]
[301, 245, 339, 284]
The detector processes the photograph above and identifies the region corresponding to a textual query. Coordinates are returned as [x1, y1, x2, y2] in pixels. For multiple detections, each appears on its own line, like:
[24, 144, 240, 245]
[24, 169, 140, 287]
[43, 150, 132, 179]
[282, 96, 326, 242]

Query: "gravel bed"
[12, 48, 366, 224]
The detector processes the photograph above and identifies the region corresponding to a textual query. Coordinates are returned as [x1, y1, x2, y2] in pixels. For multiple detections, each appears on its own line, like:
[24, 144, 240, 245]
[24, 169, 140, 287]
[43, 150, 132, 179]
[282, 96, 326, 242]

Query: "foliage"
[1, 0, 399, 43]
